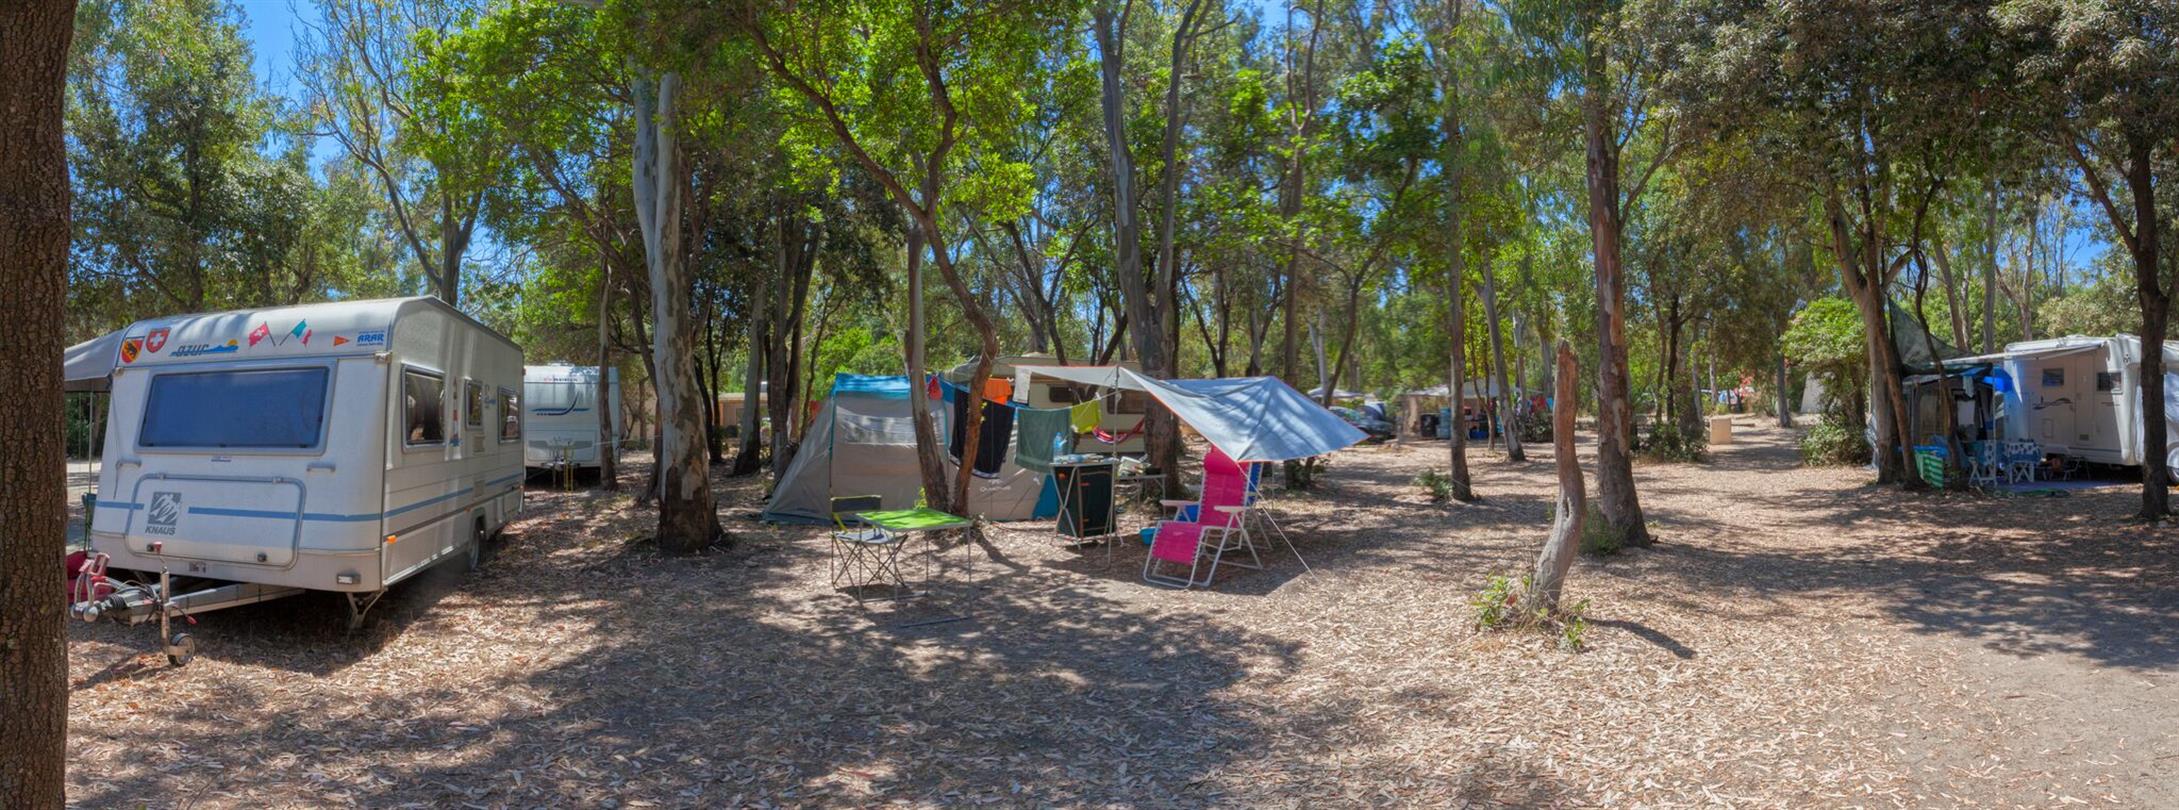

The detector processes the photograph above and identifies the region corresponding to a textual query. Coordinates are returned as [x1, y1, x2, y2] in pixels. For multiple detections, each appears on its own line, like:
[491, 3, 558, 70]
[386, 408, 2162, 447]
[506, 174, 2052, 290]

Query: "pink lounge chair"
[1143, 447, 1263, 589]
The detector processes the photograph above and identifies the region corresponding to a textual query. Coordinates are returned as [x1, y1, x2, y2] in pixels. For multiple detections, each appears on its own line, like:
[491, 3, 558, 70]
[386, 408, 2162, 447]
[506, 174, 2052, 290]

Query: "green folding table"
[854, 507, 975, 588]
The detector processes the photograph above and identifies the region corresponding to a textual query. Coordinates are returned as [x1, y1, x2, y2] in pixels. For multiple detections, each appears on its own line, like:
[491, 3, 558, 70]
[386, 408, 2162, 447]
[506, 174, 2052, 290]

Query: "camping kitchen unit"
[72, 297, 526, 657]
[523, 363, 623, 471]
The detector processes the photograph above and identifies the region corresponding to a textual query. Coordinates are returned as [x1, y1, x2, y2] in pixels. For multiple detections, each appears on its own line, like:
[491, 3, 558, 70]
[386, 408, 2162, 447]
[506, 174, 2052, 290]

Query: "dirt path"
[61, 421, 2179, 806]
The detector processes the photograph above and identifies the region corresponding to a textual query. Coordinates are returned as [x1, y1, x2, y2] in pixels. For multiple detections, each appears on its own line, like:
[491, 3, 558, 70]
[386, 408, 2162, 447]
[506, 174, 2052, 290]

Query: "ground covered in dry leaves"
[64, 421, 2179, 807]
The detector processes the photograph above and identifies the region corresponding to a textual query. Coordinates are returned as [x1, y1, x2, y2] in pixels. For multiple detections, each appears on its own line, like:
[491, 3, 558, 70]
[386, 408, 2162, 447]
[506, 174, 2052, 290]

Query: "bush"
[1415, 468, 1452, 502]
[1637, 421, 1708, 463]
[1799, 415, 1871, 466]
[1470, 574, 1522, 630]
[1469, 574, 1591, 652]
[1579, 502, 1621, 556]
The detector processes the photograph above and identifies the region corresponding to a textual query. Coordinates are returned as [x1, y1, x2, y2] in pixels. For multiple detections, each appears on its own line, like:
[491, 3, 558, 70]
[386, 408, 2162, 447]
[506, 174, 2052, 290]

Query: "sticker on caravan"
[332, 335, 351, 347]
[145, 491, 181, 536]
[119, 338, 142, 364]
[289, 320, 310, 345]
[248, 322, 272, 347]
[356, 330, 387, 347]
[144, 327, 169, 353]
[172, 340, 239, 358]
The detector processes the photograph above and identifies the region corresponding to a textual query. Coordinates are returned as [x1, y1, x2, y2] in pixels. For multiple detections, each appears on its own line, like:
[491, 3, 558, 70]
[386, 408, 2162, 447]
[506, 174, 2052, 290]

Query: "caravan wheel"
[166, 633, 195, 667]
[467, 519, 486, 572]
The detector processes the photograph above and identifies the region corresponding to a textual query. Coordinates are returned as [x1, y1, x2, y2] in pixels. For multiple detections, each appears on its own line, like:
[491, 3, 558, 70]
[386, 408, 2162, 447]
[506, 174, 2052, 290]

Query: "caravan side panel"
[382, 305, 525, 588]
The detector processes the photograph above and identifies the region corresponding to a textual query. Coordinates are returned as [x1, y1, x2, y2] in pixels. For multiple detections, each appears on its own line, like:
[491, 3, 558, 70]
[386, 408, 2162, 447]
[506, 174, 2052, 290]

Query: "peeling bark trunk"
[632, 69, 719, 553]
[1446, 237, 1475, 502]
[1522, 342, 1584, 616]
[901, 224, 952, 511]
[732, 281, 765, 477]
[0, 0, 75, 801]
[1580, 47, 1650, 546]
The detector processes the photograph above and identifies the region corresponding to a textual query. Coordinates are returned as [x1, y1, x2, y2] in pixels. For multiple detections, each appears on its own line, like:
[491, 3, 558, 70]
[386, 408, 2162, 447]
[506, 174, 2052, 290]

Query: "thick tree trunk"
[1580, 50, 1650, 547]
[632, 70, 719, 553]
[0, 1, 75, 802]
[1522, 342, 1584, 616]
[1481, 252, 1524, 460]
[2123, 144, 2170, 518]
[766, 209, 818, 477]
[1093, 4, 1182, 492]
[597, 262, 619, 489]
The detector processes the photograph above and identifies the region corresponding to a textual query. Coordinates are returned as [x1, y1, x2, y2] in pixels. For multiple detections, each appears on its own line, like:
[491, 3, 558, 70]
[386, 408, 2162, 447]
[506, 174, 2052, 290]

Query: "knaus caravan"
[71, 297, 525, 660]
[523, 363, 623, 471]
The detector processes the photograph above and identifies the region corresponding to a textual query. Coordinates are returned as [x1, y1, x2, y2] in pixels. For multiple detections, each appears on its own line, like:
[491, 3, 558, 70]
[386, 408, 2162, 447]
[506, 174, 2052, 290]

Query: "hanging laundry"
[947, 393, 1017, 477]
[1070, 400, 1102, 434]
[926, 374, 943, 401]
[1013, 406, 1072, 474]
[983, 376, 1014, 403]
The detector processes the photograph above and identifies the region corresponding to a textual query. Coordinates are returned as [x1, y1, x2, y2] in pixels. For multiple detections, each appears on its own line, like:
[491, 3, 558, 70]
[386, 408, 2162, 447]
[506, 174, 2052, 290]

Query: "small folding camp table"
[853, 507, 974, 591]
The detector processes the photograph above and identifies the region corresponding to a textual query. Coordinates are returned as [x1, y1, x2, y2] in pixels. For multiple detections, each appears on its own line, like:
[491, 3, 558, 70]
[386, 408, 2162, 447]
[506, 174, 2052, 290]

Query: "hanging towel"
[1070, 400, 1102, 433]
[948, 394, 1017, 478]
[1014, 407, 1072, 474]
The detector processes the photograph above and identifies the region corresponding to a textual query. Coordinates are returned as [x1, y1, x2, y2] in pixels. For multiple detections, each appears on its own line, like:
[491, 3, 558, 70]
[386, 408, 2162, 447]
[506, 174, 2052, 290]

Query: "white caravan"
[1947, 335, 2179, 471]
[75, 296, 525, 649]
[522, 363, 622, 471]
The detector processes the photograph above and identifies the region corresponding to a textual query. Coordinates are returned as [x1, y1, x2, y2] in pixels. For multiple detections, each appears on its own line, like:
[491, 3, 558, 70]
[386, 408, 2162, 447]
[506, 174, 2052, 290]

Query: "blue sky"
[238, 1, 315, 94]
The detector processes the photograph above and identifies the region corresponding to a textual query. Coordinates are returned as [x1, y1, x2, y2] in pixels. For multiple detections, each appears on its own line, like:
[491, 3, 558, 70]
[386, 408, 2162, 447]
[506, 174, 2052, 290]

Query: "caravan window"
[403, 368, 447, 446]
[499, 388, 521, 442]
[465, 380, 485, 427]
[140, 367, 329, 450]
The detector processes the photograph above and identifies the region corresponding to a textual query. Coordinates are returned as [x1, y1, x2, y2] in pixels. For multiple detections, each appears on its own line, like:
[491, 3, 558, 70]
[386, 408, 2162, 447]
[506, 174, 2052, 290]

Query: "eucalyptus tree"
[302, 0, 504, 306]
[1999, 0, 2179, 516]
[726, 0, 1073, 515]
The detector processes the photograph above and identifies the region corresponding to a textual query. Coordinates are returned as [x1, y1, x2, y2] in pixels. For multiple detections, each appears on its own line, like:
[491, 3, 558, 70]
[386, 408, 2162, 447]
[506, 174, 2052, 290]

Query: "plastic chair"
[1143, 447, 1262, 589]
[829, 495, 909, 602]
[2005, 440, 2041, 484]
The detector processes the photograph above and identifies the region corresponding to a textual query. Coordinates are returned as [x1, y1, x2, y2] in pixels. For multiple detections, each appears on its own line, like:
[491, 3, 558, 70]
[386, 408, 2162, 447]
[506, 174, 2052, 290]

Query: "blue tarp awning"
[1120, 370, 1367, 463]
[831, 373, 911, 399]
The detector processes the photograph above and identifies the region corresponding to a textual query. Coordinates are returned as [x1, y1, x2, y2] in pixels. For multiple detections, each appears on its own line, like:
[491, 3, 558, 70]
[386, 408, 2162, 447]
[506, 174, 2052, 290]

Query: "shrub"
[1470, 574, 1522, 630]
[1637, 421, 1708, 463]
[1799, 415, 1871, 466]
[1470, 574, 1591, 652]
[1415, 468, 1452, 502]
[1579, 502, 1620, 556]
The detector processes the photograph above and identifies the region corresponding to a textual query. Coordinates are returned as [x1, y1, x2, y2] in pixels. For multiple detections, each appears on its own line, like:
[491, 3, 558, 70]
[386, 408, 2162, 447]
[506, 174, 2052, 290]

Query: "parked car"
[1332, 405, 1396, 443]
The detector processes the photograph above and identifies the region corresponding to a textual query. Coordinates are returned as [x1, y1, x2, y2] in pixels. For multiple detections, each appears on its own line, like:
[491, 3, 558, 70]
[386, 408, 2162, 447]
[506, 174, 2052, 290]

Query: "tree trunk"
[732, 283, 765, 476]
[0, 0, 74, 802]
[900, 223, 952, 511]
[632, 69, 719, 553]
[597, 261, 620, 489]
[1521, 342, 1584, 616]
[1983, 177, 1998, 354]
[766, 208, 818, 477]
[1093, 3, 1182, 492]
[1481, 251, 1524, 460]
[1775, 348, 1793, 429]
[1445, 236, 1475, 502]
[1580, 46, 1650, 547]
[2122, 143, 2170, 518]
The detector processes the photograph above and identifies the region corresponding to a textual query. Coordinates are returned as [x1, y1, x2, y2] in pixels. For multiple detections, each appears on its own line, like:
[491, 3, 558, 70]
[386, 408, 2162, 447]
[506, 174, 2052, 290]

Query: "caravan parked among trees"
[522, 363, 622, 472]
[1935, 335, 2179, 474]
[74, 297, 525, 635]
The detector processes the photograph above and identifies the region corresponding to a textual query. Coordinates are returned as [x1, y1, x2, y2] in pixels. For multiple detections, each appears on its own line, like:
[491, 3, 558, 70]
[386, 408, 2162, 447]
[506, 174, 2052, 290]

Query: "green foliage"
[1638, 421, 1708, 463]
[1799, 414, 1872, 467]
[1415, 468, 1453, 502]
[2038, 272, 2137, 338]
[1781, 298, 1868, 421]
[1579, 502, 1620, 556]
[1470, 574, 1522, 631]
[1470, 574, 1590, 651]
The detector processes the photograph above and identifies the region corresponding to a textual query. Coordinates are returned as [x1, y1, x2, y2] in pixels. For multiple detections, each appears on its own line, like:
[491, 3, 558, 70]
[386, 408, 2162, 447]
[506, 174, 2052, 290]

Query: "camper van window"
[1046, 385, 1083, 404]
[1113, 390, 1147, 414]
[498, 388, 521, 442]
[403, 368, 447, 446]
[140, 367, 329, 450]
[465, 380, 485, 427]
[2097, 371, 2120, 392]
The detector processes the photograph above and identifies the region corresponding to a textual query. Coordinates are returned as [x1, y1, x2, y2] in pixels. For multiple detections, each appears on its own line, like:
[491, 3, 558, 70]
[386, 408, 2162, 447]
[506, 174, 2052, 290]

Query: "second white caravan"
[523, 363, 622, 471]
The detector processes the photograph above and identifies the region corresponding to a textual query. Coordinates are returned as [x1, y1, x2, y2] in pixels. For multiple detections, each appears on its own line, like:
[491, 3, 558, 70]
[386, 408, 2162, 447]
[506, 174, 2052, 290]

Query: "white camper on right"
[523, 364, 622, 471]
[1978, 335, 2179, 471]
